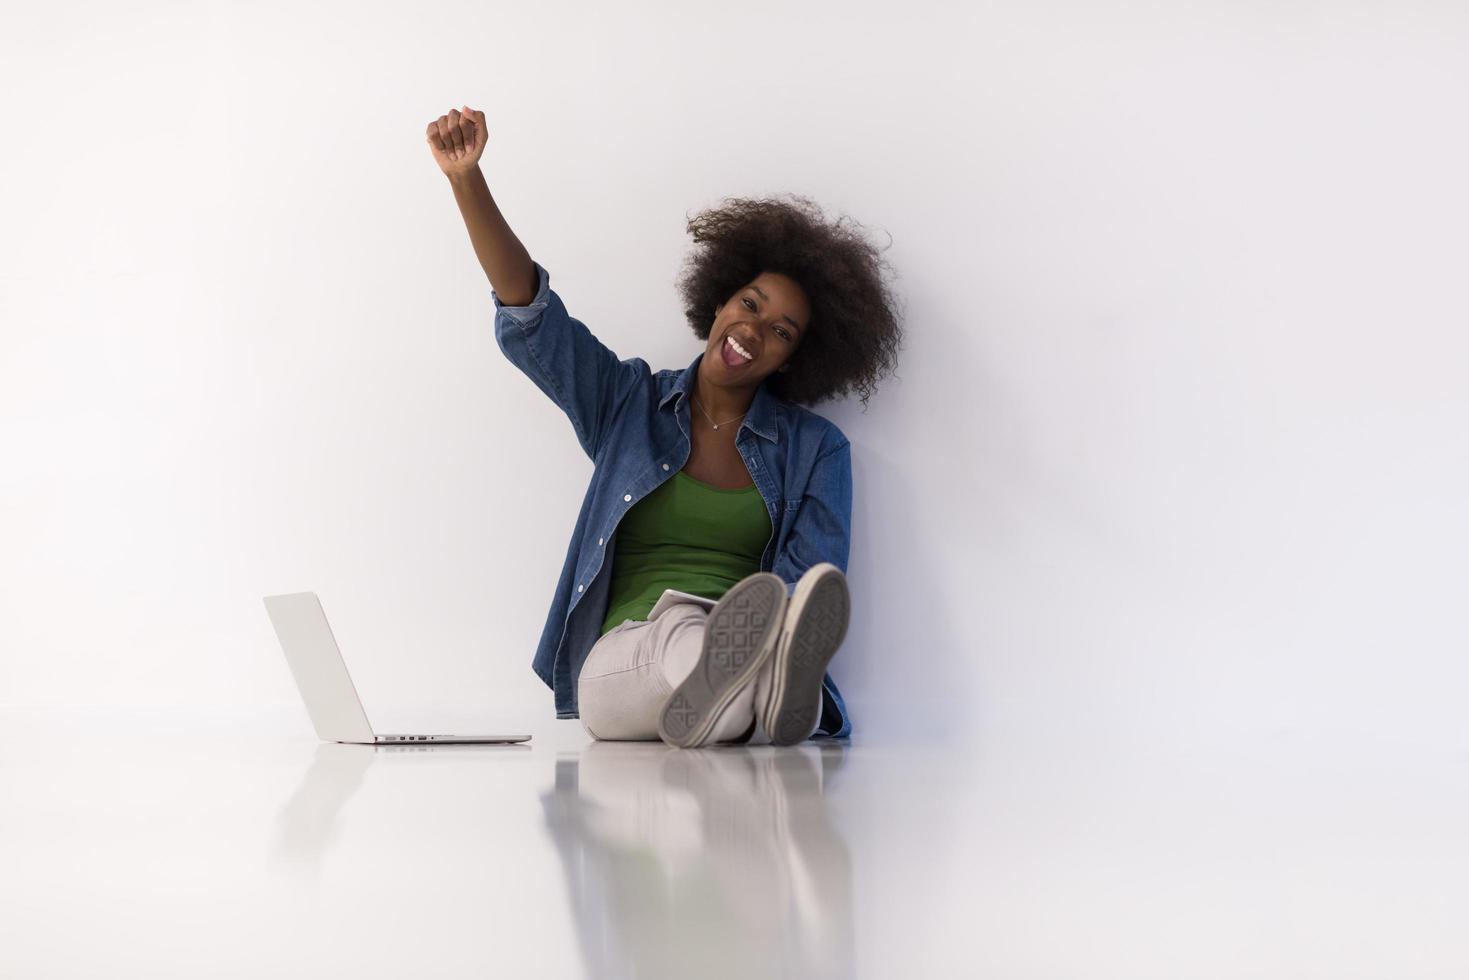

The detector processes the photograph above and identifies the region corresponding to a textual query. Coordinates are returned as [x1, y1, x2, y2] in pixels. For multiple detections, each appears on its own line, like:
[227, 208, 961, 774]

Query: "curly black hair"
[677, 194, 904, 408]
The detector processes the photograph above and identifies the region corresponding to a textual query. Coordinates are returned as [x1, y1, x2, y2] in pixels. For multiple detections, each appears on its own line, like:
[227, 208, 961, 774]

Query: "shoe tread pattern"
[658, 576, 783, 748]
[768, 574, 849, 745]
[704, 591, 774, 682]
[661, 692, 700, 742]
[774, 705, 817, 745]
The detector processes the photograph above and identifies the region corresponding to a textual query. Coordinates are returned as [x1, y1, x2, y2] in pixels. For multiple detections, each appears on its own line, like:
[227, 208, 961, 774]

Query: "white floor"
[1, 707, 1464, 979]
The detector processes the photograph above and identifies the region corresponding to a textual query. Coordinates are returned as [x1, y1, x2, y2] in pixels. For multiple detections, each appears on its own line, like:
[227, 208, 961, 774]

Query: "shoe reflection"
[541, 743, 854, 979]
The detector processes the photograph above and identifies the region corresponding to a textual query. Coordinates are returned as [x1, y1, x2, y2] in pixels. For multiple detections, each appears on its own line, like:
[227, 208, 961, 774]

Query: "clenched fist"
[426, 105, 487, 176]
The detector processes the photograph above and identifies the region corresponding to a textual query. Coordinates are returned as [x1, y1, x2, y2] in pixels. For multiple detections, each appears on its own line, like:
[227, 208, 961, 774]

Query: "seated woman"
[429, 105, 903, 747]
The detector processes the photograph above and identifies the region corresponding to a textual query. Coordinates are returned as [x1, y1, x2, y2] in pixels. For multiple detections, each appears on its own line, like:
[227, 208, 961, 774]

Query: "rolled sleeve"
[492, 261, 644, 461]
[491, 260, 552, 322]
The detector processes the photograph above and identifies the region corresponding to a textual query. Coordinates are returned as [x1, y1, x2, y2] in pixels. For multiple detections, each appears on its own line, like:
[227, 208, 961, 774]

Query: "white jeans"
[578, 603, 772, 744]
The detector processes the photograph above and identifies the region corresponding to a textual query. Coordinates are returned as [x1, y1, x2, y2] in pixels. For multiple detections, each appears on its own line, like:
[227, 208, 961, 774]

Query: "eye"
[744, 294, 793, 340]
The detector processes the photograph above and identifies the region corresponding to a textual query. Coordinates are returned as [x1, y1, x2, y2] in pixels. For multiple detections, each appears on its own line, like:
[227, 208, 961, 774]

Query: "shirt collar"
[660, 352, 780, 444]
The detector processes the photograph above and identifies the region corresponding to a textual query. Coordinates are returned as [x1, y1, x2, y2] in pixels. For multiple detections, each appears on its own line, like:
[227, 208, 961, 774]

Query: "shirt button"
[577, 584, 584, 593]
[598, 537, 604, 546]
[662, 463, 670, 471]
[623, 494, 632, 502]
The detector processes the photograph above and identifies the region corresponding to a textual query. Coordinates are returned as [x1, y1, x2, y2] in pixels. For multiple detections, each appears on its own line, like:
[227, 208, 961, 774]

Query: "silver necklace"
[691, 392, 746, 431]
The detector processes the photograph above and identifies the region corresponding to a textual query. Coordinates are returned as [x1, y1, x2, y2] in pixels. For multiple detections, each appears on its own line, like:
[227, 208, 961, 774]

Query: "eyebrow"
[749, 285, 803, 333]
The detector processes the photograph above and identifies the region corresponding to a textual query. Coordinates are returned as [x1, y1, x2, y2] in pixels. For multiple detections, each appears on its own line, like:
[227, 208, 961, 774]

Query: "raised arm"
[427, 103, 645, 461]
[427, 105, 537, 305]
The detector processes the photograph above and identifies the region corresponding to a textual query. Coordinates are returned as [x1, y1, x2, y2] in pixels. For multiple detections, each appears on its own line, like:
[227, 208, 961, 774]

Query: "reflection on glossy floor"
[1, 708, 1465, 978]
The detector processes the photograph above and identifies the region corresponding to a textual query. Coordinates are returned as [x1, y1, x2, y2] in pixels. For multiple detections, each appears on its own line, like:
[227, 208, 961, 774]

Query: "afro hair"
[677, 194, 904, 408]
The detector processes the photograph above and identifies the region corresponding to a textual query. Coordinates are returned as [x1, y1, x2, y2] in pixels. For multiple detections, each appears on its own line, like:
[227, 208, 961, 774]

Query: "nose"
[753, 320, 777, 354]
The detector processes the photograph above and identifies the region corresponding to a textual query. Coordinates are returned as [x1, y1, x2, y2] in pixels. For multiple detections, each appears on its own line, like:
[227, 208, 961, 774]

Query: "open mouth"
[720, 334, 754, 368]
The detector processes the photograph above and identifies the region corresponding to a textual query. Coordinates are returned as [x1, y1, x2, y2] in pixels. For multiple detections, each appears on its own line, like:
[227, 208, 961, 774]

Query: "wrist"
[445, 165, 484, 188]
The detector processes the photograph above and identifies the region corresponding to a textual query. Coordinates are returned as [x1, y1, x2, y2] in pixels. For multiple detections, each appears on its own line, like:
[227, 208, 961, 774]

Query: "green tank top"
[599, 470, 773, 636]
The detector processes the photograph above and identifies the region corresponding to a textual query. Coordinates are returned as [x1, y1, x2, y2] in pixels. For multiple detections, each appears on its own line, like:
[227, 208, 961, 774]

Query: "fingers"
[446, 108, 466, 156]
[457, 106, 477, 152]
[463, 105, 486, 151]
[425, 117, 447, 154]
[425, 107, 485, 164]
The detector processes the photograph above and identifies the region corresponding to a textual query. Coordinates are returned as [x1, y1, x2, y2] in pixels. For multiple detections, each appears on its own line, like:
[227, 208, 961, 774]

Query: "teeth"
[727, 336, 753, 361]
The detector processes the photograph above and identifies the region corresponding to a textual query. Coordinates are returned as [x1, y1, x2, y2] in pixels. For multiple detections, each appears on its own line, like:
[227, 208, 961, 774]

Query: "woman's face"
[702, 271, 811, 388]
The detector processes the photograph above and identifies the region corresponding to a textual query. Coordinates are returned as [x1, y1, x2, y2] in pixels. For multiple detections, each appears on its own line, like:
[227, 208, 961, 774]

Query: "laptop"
[263, 591, 531, 745]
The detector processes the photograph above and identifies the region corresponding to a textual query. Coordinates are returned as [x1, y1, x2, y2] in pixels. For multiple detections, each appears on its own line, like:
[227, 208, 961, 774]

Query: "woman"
[428, 105, 902, 747]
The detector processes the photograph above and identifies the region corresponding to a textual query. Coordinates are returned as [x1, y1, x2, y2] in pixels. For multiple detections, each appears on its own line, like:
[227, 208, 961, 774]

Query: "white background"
[2, 0, 1465, 745]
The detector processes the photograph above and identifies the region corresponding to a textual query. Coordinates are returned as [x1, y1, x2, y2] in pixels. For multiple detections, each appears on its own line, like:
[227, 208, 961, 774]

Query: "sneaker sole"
[657, 573, 786, 748]
[763, 567, 849, 745]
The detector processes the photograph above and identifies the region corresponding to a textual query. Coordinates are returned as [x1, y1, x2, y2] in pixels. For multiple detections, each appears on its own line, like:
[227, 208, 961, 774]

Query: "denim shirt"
[492, 261, 853, 738]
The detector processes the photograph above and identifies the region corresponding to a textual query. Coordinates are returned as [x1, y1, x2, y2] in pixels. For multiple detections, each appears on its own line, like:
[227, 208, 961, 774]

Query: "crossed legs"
[577, 565, 850, 748]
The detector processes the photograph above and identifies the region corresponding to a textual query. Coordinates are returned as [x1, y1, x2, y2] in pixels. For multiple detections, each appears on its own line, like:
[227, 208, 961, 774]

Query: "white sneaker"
[657, 572, 787, 749]
[759, 563, 850, 745]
